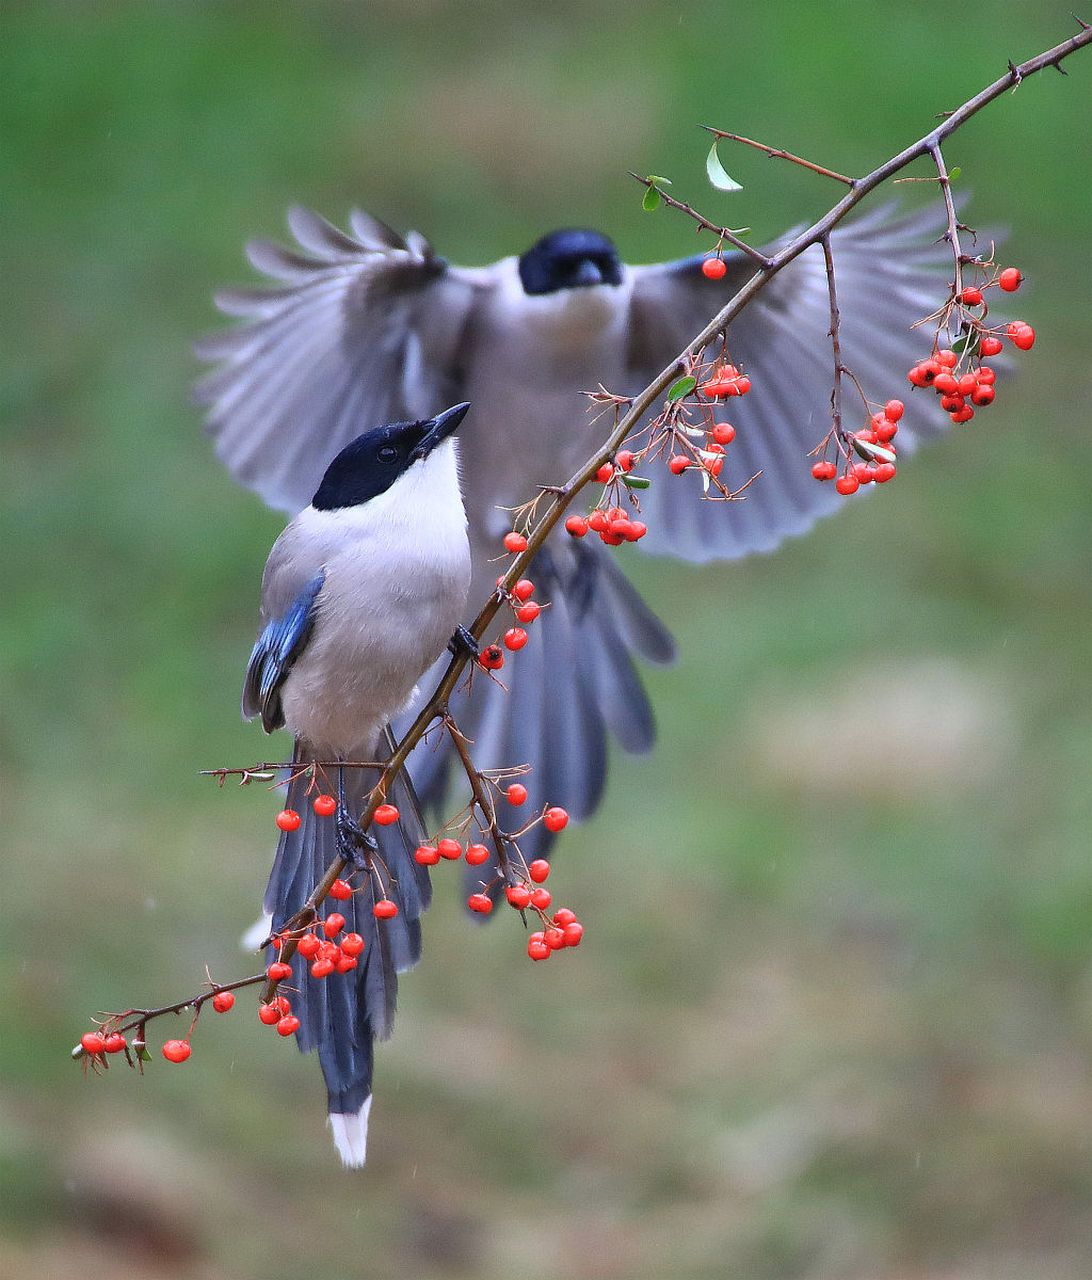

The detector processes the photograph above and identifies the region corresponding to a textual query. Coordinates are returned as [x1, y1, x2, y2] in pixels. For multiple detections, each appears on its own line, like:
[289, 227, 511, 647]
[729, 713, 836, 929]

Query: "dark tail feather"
[261, 735, 432, 1166]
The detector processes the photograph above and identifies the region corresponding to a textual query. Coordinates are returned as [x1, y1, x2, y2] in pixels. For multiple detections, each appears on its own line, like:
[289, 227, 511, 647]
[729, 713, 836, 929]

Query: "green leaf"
[645, 174, 672, 187]
[667, 374, 697, 402]
[706, 141, 743, 193]
[642, 185, 662, 212]
[951, 333, 979, 357]
[136, 1046, 152, 1062]
[621, 474, 651, 490]
[948, 166, 961, 181]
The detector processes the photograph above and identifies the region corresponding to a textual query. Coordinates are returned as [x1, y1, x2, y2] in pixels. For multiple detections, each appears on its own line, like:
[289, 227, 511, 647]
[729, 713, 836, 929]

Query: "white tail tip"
[329, 1097, 372, 1167]
[241, 912, 273, 952]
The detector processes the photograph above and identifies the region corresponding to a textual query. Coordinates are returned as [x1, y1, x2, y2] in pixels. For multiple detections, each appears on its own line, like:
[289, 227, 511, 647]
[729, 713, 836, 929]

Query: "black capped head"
[311, 402, 470, 511]
[518, 228, 623, 296]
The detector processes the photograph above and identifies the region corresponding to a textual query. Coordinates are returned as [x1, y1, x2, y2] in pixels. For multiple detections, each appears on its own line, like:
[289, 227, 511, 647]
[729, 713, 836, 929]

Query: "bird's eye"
[377, 445, 400, 465]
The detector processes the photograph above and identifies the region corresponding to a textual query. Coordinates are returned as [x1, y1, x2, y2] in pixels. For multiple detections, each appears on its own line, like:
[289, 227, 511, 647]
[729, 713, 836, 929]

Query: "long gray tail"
[261, 730, 430, 1166]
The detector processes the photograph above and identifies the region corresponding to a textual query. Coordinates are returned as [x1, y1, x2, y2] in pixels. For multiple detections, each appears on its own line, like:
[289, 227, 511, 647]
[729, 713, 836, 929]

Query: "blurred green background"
[3, 2, 1091, 1277]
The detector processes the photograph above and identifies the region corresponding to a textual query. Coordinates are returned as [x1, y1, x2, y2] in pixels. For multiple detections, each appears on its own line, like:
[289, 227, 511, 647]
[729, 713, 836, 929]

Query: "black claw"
[336, 807, 377, 870]
[449, 625, 480, 660]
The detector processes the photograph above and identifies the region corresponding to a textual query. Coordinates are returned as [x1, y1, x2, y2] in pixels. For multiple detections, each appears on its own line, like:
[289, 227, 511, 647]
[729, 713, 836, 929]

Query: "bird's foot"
[336, 806, 378, 871]
[448, 625, 480, 660]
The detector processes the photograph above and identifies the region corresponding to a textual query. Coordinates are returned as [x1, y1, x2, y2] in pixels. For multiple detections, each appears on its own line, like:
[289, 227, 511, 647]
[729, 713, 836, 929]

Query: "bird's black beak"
[570, 259, 603, 288]
[412, 402, 471, 460]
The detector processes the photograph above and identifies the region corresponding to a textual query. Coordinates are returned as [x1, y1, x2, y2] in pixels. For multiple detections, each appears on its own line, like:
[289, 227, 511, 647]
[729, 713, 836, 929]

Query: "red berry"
[616, 450, 636, 472]
[884, 400, 904, 423]
[373, 899, 399, 920]
[329, 878, 352, 900]
[341, 932, 365, 957]
[543, 806, 569, 833]
[971, 385, 995, 406]
[103, 1032, 127, 1053]
[467, 893, 493, 914]
[711, 423, 736, 445]
[316, 942, 337, 962]
[322, 913, 346, 939]
[628, 521, 648, 541]
[668, 455, 689, 475]
[528, 935, 551, 961]
[515, 601, 541, 623]
[951, 405, 975, 423]
[553, 908, 577, 927]
[275, 809, 301, 833]
[310, 958, 335, 979]
[506, 784, 528, 806]
[565, 515, 588, 538]
[960, 286, 983, 306]
[162, 1039, 191, 1063]
[374, 803, 399, 826]
[479, 645, 504, 671]
[259, 1002, 281, 1024]
[313, 793, 337, 817]
[980, 335, 1003, 356]
[1011, 324, 1035, 351]
[998, 267, 1022, 292]
[587, 509, 608, 531]
[465, 842, 490, 866]
[544, 927, 566, 951]
[513, 579, 534, 601]
[297, 933, 320, 958]
[414, 843, 440, 865]
[562, 922, 584, 947]
[811, 460, 837, 481]
[933, 372, 958, 395]
[874, 462, 897, 483]
[528, 859, 550, 883]
[80, 1032, 107, 1056]
[701, 256, 727, 280]
[267, 961, 293, 981]
[936, 349, 958, 368]
[530, 887, 552, 910]
[977, 367, 996, 385]
[277, 1015, 301, 1037]
[503, 531, 528, 553]
[270, 996, 291, 1016]
[835, 474, 860, 496]
[595, 463, 614, 484]
[504, 627, 528, 651]
[506, 885, 532, 909]
[335, 952, 358, 973]
[852, 463, 874, 484]
[735, 375, 751, 395]
[437, 837, 462, 860]
[875, 420, 898, 443]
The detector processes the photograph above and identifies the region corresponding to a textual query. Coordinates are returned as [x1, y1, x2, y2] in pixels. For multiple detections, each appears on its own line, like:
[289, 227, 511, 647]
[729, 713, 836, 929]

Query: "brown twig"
[928, 141, 966, 340]
[445, 716, 516, 885]
[702, 127, 856, 187]
[820, 235, 847, 446]
[628, 173, 771, 266]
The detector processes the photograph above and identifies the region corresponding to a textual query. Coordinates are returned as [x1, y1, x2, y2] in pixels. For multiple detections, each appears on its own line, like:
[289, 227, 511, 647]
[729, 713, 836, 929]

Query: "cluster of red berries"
[274, 797, 400, 833]
[498, 858, 585, 959]
[566, 505, 648, 546]
[478, 575, 542, 672]
[79, 1029, 129, 1058]
[811, 399, 902, 495]
[905, 266, 1032, 424]
[668, 422, 736, 480]
[699, 361, 751, 399]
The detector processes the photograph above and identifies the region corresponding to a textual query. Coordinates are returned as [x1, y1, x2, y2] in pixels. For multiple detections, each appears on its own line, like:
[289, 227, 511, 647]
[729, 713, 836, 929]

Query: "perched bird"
[198, 204, 950, 885]
[242, 402, 472, 1165]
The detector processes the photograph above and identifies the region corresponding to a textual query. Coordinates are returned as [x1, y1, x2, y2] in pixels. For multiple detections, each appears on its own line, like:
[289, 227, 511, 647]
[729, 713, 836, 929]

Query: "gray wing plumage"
[195, 206, 488, 514]
[626, 203, 951, 562]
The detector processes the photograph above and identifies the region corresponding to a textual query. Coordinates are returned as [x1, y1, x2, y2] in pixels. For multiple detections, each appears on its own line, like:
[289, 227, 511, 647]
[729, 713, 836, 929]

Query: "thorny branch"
[701, 127, 856, 187]
[628, 173, 769, 265]
[76, 20, 1092, 1056]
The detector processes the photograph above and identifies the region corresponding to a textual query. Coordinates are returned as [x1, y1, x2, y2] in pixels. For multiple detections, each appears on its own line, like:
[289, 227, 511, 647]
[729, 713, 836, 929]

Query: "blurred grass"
[2, 2, 1091, 1277]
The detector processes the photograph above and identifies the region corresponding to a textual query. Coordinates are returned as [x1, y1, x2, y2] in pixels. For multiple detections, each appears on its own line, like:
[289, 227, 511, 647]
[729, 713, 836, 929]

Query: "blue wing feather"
[242, 572, 325, 732]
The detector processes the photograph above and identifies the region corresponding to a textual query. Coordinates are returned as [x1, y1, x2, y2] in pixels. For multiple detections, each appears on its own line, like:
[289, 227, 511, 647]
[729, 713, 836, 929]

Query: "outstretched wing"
[241, 571, 325, 732]
[626, 204, 953, 562]
[195, 206, 489, 514]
